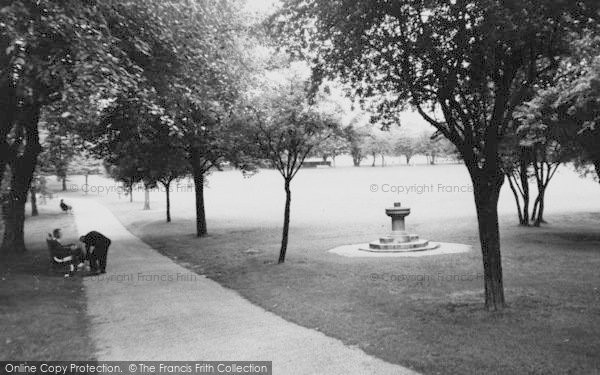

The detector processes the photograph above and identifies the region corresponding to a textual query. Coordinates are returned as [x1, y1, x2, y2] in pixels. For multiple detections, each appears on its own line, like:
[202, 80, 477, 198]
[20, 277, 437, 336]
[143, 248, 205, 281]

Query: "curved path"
[73, 199, 419, 374]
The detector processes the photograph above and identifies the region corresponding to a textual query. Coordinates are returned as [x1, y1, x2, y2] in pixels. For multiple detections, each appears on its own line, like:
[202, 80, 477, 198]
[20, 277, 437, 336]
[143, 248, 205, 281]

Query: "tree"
[0, 0, 169, 252]
[310, 135, 349, 166]
[175, 100, 235, 236]
[143, 181, 152, 210]
[29, 175, 40, 217]
[150, 132, 188, 223]
[342, 119, 371, 167]
[394, 132, 419, 165]
[69, 153, 103, 195]
[240, 72, 340, 263]
[554, 35, 600, 181]
[106, 162, 141, 203]
[416, 132, 437, 165]
[93, 93, 184, 216]
[510, 99, 570, 226]
[363, 128, 393, 167]
[74, 0, 248, 235]
[501, 139, 534, 226]
[93, 95, 149, 203]
[415, 132, 458, 165]
[272, 0, 599, 309]
[40, 115, 78, 191]
[437, 135, 461, 162]
[307, 85, 349, 166]
[144, 0, 250, 237]
[68, 154, 103, 176]
[529, 144, 561, 226]
[507, 39, 600, 226]
[528, 48, 600, 182]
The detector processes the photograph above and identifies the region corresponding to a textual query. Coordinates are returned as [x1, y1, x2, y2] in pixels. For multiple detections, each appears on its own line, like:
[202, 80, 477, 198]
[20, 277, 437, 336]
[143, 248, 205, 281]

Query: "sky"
[241, 0, 437, 136]
[243, 0, 280, 16]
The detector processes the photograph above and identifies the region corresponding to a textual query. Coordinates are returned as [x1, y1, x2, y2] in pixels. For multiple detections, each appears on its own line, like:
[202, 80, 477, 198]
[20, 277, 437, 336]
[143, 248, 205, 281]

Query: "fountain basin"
[359, 202, 440, 253]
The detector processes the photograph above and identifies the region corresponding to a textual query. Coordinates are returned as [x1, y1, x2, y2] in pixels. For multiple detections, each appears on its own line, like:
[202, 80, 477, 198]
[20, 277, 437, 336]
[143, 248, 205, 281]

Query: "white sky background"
[243, 0, 280, 15]
[241, 0, 437, 137]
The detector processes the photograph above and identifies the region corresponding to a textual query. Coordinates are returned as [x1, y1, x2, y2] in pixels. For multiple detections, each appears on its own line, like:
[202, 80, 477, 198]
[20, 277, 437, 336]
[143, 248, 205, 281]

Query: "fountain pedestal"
[360, 202, 439, 252]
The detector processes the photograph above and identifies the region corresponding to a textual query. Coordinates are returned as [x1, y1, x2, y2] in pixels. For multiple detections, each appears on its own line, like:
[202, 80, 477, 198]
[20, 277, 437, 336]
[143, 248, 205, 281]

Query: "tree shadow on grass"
[551, 231, 600, 243]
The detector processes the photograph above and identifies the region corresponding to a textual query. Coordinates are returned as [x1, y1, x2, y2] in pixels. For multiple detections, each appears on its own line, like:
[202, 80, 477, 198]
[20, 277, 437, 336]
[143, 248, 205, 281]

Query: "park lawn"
[0, 204, 95, 360]
[107, 203, 600, 375]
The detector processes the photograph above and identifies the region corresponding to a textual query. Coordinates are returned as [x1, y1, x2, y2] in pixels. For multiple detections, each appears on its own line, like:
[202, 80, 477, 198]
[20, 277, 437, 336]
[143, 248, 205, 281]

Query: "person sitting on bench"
[47, 228, 84, 277]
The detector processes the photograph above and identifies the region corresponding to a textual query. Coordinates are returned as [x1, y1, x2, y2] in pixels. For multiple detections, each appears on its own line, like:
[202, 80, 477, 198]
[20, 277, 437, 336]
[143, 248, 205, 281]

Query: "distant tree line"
[310, 123, 459, 167]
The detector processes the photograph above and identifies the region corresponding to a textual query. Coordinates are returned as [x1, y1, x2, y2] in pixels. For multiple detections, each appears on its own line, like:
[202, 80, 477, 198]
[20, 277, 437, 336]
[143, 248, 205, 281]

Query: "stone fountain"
[360, 202, 439, 252]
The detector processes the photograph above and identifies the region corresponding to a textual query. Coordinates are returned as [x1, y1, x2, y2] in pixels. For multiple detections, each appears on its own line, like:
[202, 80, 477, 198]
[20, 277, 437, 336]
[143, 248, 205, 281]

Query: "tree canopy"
[0, 0, 173, 251]
[235, 68, 341, 263]
[270, 0, 600, 310]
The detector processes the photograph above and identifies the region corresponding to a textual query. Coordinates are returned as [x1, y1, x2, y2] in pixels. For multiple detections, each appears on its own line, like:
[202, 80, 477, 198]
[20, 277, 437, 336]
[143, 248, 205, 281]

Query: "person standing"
[79, 231, 112, 274]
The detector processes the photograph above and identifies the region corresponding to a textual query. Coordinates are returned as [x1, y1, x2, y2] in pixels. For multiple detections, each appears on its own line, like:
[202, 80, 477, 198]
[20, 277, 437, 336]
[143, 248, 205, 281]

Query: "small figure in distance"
[60, 199, 72, 213]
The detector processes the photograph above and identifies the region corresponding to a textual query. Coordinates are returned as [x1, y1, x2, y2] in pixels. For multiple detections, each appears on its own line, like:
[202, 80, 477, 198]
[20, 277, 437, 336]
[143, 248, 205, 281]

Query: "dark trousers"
[65, 248, 84, 275]
[89, 244, 109, 273]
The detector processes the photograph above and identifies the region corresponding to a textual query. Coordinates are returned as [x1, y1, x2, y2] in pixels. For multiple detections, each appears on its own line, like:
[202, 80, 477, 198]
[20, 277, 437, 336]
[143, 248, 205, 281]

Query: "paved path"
[73, 199, 419, 374]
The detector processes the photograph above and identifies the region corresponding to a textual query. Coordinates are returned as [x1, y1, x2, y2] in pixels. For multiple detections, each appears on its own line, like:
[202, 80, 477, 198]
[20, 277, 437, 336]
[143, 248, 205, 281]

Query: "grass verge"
[106, 199, 600, 375]
[0, 205, 95, 360]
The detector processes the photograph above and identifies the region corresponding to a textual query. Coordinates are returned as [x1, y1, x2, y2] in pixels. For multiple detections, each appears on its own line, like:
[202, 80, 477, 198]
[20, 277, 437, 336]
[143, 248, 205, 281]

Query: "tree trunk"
[2, 199, 27, 252]
[594, 159, 600, 182]
[406, 155, 411, 165]
[381, 155, 385, 167]
[531, 194, 539, 222]
[279, 179, 292, 264]
[30, 187, 38, 217]
[536, 189, 546, 225]
[519, 164, 530, 226]
[129, 185, 133, 203]
[371, 153, 376, 167]
[61, 176, 67, 191]
[84, 173, 89, 195]
[193, 172, 207, 237]
[531, 161, 544, 227]
[143, 185, 150, 210]
[1, 104, 42, 253]
[351, 148, 362, 167]
[533, 187, 546, 227]
[506, 174, 523, 224]
[471, 169, 505, 310]
[0, 84, 17, 178]
[165, 181, 171, 223]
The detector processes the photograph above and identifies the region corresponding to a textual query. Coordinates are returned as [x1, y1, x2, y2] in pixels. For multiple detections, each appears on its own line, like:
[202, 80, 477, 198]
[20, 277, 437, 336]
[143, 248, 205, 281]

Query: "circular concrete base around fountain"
[329, 242, 471, 258]
[330, 202, 472, 257]
[361, 232, 440, 252]
[360, 239, 440, 252]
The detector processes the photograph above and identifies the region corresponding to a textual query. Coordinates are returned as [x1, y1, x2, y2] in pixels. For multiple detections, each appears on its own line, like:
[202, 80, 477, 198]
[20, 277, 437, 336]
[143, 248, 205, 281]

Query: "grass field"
[0, 205, 95, 360]
[55, 164, 600, 374]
